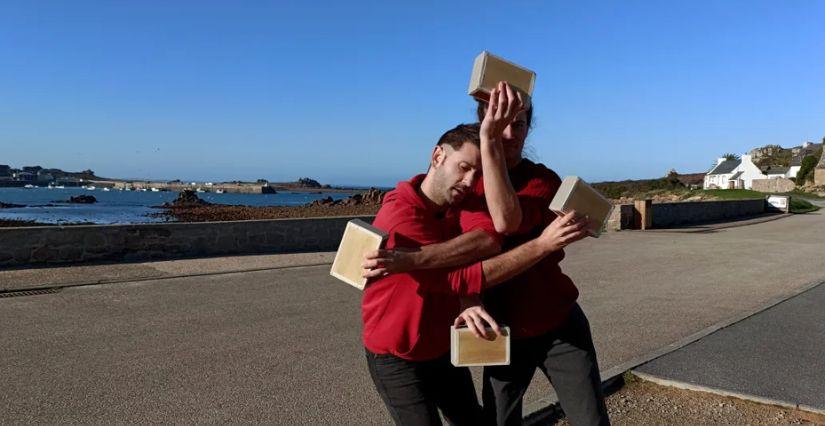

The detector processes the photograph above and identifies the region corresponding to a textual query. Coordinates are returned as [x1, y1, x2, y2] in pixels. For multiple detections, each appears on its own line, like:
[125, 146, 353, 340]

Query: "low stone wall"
[606, 204, 634, 231]
[651, 199, 766, 228]
[752, 178, 795, 193]
[0, 216, 374, 268]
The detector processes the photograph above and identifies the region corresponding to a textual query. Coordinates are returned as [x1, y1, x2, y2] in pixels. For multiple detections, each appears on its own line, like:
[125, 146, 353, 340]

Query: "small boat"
[150, 187, 160, 192]
[216, 189, 224, 194]
[137, 188, 147, 192]
[86, 186, 96, 190]
[24, 184, 35, 188]
[196, 188, 205, 193]
[56, 185, 65, 189]
[102, 187, 110, 191]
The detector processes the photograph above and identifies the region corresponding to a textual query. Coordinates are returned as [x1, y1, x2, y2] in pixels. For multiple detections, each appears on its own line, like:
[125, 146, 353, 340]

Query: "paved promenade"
[1, 210, 824, 423]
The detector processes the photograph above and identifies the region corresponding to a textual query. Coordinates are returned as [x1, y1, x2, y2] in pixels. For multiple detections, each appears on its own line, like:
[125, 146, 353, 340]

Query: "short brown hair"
[436, 123, 481, 150]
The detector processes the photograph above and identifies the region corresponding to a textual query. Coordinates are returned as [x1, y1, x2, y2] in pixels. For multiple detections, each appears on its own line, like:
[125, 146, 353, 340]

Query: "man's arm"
[362, 230, 500, 278]
[480, 82, 523, 234]
[482, 211, 587, 288]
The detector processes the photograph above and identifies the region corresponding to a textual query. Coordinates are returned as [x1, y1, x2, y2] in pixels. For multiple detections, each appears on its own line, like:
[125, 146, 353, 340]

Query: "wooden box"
[329, 219, 389, 290]
[548, 176, 614, 237]
[450, 325, 510, 367]
[468, 51, 536, 105]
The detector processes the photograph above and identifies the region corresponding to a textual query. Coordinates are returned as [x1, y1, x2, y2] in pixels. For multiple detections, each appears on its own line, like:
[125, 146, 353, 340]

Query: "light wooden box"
[450, 325, 510, 367]
[468, 51, 536, 105]
[548, 176, 614, 237]
[329, 219, 389, 290]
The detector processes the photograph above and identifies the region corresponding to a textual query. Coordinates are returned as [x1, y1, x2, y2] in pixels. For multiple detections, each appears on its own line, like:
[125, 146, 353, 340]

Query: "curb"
[0, 262, 333, 294]
[630, 371, 825, 416]
[522, 277, 825, 422]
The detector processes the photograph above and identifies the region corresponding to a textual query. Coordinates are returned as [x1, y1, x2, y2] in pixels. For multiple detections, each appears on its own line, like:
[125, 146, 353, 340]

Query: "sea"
[0, 187, 357, 225]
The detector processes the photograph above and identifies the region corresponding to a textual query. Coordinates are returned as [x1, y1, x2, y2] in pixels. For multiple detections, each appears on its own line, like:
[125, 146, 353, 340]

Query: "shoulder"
[523, 160, 562, 186]
[515, 160, 562, 198]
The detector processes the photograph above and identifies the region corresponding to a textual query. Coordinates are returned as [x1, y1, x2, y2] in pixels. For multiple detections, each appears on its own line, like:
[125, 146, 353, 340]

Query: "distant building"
[22, 166, 42, 174]
[0, 165, 10, 177]
[15, 171, 36, 182]
[704, 155, 768, 190]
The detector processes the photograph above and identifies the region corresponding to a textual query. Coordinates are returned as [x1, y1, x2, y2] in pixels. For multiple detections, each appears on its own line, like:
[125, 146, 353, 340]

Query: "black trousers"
[482, 304, 610, 426]
[365, 350, 483, 426]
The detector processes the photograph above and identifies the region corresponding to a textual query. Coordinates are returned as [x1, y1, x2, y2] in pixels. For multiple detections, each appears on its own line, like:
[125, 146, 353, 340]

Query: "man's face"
[501, 110, 528, 166]
[431, 142, 481, 206]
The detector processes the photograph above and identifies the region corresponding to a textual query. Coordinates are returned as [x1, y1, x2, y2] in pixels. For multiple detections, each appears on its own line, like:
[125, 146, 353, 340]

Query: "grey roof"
[708, 159, 741, 175]
[791, 156, 803, 166]
[763, 166, 789, 175]
[729, 171, 744, 180]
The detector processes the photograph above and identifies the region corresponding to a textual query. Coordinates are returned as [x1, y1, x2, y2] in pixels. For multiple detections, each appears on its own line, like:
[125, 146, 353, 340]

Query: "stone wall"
[816, 169, 825, 187]
[606, 204, 634, 231]
[0, 216, 374, 268]
[751, 178, 795, 193]
[650, 199, 766, 228]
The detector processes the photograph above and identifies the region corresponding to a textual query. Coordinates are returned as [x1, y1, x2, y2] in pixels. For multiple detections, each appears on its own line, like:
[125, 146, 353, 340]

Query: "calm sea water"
[0, 187, 355, 224]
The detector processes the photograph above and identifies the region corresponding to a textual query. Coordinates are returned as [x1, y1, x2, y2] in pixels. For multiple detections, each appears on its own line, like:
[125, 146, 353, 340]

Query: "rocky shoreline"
[149, 188, 385, 222]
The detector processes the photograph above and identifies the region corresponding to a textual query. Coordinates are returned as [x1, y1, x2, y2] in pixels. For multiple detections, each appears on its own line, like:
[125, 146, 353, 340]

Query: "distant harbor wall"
[0, 216, 375, 268]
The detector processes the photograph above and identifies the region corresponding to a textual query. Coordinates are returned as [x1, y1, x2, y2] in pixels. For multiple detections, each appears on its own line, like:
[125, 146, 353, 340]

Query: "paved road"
[2, 210, 824, 423]
[637, 282, 825, 411]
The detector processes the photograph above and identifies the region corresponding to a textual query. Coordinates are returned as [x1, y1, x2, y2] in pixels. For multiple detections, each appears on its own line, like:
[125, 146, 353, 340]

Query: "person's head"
[476, 100, 533, 168]
[426, 123, 482, 206]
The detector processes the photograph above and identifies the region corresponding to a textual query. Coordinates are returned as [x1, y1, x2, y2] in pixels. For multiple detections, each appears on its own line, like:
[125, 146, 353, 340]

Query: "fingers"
[497, 82, 507, 120]
[464, 313, 485, 339]
[454, 315, 466, 327]
[488, 86, 499, 116]
[362, 268, 388, 279]
[477, 309, 502, 336]
[364, 249, 380, 260]
[505, 82, 518, 120]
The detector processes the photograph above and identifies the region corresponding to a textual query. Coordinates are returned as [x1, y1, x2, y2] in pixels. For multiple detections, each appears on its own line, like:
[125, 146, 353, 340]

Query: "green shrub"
[790, 198, 819, 214]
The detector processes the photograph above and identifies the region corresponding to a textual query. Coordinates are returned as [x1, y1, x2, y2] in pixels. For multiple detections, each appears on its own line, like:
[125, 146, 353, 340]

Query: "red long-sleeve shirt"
[460, 159, 579, 340]
[362, 174, 495, 361]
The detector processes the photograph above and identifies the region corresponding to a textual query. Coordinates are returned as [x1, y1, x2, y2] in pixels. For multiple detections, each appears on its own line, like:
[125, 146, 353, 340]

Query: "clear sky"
[2, 1, 824, 186]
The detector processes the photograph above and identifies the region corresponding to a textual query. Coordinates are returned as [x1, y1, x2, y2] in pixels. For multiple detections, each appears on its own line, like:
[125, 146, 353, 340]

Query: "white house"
[704, 154, 770, 190]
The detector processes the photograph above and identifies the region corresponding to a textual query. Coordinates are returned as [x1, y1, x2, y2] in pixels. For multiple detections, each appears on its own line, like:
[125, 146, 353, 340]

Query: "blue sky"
[2, 1, 823, 186]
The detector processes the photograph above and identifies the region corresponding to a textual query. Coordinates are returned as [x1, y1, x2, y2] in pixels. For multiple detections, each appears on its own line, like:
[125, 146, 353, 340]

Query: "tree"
[796, 155, 819, 184]
[722, 153, 740, 161]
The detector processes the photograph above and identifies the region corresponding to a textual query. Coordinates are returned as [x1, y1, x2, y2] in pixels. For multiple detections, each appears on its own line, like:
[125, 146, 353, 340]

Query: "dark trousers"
[366, 350, 483, 426]
[482, 304, 610, 426]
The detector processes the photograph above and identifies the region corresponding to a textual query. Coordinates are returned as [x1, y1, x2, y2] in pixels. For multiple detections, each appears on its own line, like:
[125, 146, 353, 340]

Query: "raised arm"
[480, 82, 523, 234]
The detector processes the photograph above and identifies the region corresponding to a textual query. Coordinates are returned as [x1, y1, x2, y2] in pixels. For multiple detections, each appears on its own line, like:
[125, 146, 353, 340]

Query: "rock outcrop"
[68, 195, 97, 204]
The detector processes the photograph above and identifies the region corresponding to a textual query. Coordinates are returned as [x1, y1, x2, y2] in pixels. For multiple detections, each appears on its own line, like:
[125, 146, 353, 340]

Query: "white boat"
[151, 187, 160, 192]
[86, 186, 96, 190]
[103, 187, 110, 191]
[216, 189, 224, 194]
[137, 188, 147, 192]
[56, 185, 65, 189]
[24, 184, 35, 189]
[196, 188, 205, 193]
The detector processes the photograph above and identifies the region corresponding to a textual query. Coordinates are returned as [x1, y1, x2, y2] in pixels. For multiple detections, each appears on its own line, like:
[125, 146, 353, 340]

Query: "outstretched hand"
[361, 248, 418, 279]
[480, 81, 525, 143]
[538, 210, 591, 253]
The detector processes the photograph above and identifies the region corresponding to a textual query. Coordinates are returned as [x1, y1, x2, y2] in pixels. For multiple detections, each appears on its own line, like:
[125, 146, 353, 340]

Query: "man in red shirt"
[362, 117, 588, 425]
[364, 82, 608, 425]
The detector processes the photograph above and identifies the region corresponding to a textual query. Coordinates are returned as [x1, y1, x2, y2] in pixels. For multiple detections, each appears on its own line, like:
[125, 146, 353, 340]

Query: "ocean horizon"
[0, 187, 356, 225]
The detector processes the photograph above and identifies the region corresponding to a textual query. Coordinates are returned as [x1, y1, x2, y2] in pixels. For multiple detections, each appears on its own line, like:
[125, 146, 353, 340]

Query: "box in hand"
[548, 176, 614, 237]
[329, 219, 389, 290]
[468, 51, 536, 106]
[450, 325, 510, 367]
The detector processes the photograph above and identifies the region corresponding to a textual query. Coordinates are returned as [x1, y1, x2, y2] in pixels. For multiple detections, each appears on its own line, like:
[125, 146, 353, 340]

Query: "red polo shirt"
[460, 159, 579, 340]
[362, 174, 495, 361]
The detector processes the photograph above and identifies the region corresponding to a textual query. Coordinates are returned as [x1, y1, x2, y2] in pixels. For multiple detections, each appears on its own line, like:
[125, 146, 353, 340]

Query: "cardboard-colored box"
[329, 219, 389, 290]
[548, 176, 614, 237]
[468, 51, 536, 105]
[451, 325, 510, 367]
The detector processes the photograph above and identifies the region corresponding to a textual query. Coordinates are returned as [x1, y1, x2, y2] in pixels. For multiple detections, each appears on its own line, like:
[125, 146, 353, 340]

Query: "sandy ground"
[551, 377, 825, 425]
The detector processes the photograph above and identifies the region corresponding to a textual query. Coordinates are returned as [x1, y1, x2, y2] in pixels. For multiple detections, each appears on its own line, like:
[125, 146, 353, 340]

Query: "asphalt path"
[2, 210, 824, 424]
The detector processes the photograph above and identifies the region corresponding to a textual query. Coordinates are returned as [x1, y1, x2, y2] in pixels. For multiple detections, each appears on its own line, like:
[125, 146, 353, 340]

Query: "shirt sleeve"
[458, 193, 503, 246]
[512, 168, 562, 234]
